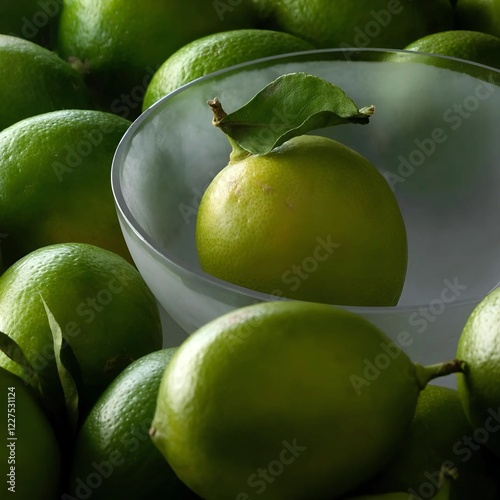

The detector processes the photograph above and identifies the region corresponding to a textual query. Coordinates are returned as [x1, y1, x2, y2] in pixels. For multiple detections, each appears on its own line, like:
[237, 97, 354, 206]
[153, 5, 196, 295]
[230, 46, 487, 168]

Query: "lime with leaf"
[0, 243, 163, 422]
[196, 72, 408, 306]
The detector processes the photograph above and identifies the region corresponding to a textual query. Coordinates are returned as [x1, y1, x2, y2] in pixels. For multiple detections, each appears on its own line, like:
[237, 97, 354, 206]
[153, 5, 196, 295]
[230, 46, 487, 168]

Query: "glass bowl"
[112, 48, 500, 383]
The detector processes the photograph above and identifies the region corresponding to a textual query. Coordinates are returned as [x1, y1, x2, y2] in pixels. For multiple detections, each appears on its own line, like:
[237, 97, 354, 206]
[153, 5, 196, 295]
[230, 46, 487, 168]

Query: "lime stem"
[208, 97, 250, 162]
[432, 464, 458, 499]
[415, 359, 467, 390]
[208, 97, 227, 124]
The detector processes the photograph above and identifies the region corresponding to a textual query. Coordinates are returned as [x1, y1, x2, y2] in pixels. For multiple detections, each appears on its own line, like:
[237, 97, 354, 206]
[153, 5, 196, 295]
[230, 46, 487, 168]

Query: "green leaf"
[0, 330, 43, 395]
[40, 294, 79, 435]
[209, 72, 374, 156]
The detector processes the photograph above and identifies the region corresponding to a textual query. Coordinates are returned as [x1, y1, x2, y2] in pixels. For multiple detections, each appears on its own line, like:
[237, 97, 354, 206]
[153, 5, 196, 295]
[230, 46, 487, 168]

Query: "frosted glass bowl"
[112, 48, 500, 380]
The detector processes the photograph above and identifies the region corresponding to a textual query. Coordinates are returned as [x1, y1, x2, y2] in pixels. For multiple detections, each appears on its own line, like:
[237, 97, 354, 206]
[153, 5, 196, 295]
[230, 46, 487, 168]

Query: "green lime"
[142, 29, 314, 110]
[66, 348, 199, 499]
[0, 109, 132, 269]
[0, 367, 61, 499]
[150, 301, 458, 500]
[0, 34, 91, 132]
[358, 384, 500, 499]
[456, 286, 500, 459]
[58, 0, 260, 117]
[252, 0, 454, 50]
[0, 243, 163, 415]
[399, 30, 500, 70]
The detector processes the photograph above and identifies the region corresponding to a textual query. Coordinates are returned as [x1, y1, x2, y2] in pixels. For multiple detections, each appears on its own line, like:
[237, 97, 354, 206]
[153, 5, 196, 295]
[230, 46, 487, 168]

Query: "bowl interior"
[113, 49, 500, 372]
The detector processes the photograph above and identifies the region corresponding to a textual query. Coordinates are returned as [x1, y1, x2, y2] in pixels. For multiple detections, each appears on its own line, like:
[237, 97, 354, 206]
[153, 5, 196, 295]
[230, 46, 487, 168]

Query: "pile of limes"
[1, 1, 500, 498]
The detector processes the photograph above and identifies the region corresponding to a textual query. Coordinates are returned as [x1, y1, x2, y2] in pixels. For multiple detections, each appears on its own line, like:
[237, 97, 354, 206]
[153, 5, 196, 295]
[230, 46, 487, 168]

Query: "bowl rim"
[111, 47, 500, 313]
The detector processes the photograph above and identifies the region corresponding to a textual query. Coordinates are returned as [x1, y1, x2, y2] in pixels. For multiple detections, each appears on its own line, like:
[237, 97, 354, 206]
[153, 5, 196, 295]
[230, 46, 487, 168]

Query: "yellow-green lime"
[456, 0, 500, 38]
[142, 29, 314, 110]
[150, 301, 454, 500]
[0, 243, 163, 415]
[58, 0, 261, 116]
[400, 30, 500, 70]
[0, 367, 61, 499]
[456, 286, 500, 458]
[0, 34, 91, 131]
[0, 109, 131, 269]
[357, 384, 500, 500]
[66, 348, 199, 499]
[252, 0, 454, 51]
[196, 135, 407, 307]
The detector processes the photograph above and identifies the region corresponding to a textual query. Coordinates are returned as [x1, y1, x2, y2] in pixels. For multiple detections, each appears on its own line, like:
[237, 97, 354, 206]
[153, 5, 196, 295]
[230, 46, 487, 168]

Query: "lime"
[196, 134, 407, 306]
[0, 243, 163, 414]
[0, 109, 131, 269]
[0, 34, 91, 132]
[0, 367, 61, 499]
[252, 0, 454, 51]
[151, 301, 459, 500]
[456, 286, 500, 459]
[358, 384, 500, 499]
[142, 29, 314, 110]
[58, 0, 260, 117]
[456, 0, 500, 38]
[66, 348, 199, 499]
[399, 30, 500, 70]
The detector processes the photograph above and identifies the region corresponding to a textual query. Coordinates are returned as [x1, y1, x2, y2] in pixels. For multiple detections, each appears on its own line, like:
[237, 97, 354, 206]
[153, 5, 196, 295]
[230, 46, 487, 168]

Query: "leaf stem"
[208, 97, 250, 162]
[208, 97, 227, 125]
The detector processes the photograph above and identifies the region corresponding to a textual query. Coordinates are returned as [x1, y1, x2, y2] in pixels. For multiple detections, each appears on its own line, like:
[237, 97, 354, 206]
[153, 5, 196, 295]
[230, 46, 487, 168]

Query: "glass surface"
[112, 49, 500, 387]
